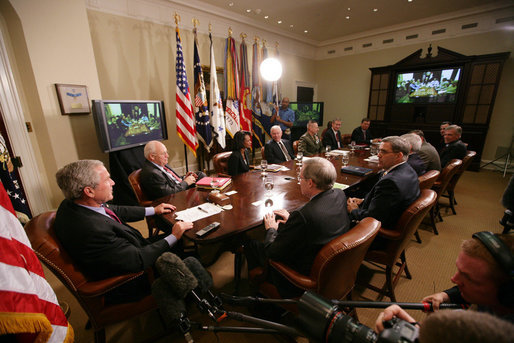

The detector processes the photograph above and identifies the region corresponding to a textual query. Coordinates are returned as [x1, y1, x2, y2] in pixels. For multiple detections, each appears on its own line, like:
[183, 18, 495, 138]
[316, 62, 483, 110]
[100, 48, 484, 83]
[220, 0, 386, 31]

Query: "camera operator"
[375, 304, 514, 343]
[422, 232, 513, 322]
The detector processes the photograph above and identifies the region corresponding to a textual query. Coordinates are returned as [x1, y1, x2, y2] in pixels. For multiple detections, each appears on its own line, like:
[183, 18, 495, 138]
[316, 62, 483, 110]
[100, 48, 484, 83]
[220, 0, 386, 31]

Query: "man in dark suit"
[245, 157, 350, 297]
[347, 136, 420, 229]
[54, 159, 193, 303]
[351, 118, 374, 145]
[322, 118, 342, 149]
[264, 125, 295, 164]
[140, 140, 205, 199]
[439, 125, 467, 167]
[401, 133, 426, 176]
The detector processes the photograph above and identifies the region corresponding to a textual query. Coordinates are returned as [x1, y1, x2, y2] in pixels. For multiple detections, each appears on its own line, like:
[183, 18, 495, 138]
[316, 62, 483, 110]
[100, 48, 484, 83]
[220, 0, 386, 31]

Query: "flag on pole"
[224, 36, 240, 138]
[209, 33, 226, 149]
[193, 28, 212, 152]
[239, 37, 252, 134]
[175, 26, 198, 157]
[252, 41, 272, 145]
[0, 186, 74, 343]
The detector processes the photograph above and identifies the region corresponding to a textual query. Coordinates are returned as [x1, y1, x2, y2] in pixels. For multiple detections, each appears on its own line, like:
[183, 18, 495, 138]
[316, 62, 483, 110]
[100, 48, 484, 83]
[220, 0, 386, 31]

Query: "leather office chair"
[292, 140, 299, 155]
[342, 134, 352, 146]
[213, 151, 232, 174]
[25, 212, 157, 343]
[128, 168, 159, 237]
[253, 217, 381, 309]
[429, 159, 462, 234]
[441, 151, 476, 214]
[363, 189, 437, 301]
[414, 169, 440, 243]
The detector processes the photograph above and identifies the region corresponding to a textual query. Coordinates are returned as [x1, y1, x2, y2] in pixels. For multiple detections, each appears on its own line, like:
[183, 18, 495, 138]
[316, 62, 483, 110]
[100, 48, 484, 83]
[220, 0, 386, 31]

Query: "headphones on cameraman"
[472, 231, 514, 305]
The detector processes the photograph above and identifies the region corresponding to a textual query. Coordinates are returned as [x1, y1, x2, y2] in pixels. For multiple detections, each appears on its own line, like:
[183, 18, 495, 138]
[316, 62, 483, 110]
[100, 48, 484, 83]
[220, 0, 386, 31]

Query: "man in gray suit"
[298, 120, 323, 156]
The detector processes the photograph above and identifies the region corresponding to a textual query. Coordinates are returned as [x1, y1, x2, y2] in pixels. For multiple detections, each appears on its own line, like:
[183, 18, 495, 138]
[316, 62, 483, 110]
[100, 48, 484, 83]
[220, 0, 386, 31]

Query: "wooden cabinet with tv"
[367, 46, 509, 170]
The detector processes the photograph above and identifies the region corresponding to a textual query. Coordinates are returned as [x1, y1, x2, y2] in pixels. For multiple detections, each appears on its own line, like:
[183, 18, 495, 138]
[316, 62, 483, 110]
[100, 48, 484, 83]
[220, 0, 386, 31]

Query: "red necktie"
[103, 206, 121, 223]
[164, 165, 181, 182]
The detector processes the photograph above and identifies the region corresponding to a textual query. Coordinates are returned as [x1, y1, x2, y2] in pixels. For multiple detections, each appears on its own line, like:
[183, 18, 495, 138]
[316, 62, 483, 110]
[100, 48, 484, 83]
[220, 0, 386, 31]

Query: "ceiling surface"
[193, 0, 510, 43]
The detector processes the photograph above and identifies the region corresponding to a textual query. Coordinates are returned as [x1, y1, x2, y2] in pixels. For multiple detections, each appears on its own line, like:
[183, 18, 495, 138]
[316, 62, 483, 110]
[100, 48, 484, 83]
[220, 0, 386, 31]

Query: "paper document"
[175, 202, 222, 222]
[333, 182, 350, 190]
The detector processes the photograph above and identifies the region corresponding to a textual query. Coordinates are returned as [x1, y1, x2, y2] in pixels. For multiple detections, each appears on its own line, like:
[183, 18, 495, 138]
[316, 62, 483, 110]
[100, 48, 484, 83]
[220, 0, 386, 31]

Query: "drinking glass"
[260, 159, 268, 177]
[296, 166, 302, 184]
[350, 141, 356, 153]
[210, 178, 219, 189]
[325, 145, 331, 158]
[342, 153, 350, 167]
[296, 151, 303, 162]
[264, 176, 274, 197]
[370, 145, 378, 156]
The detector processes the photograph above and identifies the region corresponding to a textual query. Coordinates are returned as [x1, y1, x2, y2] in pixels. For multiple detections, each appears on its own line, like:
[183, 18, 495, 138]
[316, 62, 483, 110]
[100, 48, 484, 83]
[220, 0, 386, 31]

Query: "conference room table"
[157, 148, 382, 244]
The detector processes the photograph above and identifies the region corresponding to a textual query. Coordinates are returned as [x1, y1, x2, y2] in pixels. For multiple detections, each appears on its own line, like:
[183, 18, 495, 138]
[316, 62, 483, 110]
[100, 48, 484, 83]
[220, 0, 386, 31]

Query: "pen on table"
[198, 206, 208, 213]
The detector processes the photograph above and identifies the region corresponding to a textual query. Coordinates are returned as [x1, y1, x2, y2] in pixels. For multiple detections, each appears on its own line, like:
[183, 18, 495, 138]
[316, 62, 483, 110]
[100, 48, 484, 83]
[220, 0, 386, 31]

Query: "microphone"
[155, 252, 198, 298]
[183, 257, 224, 310]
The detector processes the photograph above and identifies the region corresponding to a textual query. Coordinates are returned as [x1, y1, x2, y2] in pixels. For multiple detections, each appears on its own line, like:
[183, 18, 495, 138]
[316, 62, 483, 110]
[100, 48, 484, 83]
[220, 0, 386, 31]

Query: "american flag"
[175, 27, 198, 156]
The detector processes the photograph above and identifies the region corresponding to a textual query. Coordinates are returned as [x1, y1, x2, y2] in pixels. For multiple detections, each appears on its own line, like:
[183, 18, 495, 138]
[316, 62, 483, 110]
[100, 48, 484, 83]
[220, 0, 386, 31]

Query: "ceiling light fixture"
[304, 30, 308, 33]
[264, 15, 269, 19]
[246, 9, 251, 13]
[277, 20, 282, 24]
[290, 24, 294, 28]
[373, 8, 378, 12]
[347, 8, 351, 11]
[346, 16, 350, 20]
[228, 2, 234, 6]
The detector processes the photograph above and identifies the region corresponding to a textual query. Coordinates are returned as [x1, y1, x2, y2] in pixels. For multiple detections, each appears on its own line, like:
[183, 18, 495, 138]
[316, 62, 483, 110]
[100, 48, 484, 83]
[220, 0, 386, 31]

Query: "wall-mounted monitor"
[289, 102, 324, 127]
[92, 100, 167, 153]
[394, 68, 461, 104]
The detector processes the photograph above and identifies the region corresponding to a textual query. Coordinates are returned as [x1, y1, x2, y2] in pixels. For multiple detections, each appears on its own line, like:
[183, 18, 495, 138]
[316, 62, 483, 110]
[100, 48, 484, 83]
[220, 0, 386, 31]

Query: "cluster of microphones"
[152, 253, 464, 343]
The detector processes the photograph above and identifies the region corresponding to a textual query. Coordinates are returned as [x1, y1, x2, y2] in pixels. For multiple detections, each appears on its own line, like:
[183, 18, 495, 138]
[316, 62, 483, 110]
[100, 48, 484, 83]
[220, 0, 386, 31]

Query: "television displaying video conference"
[395, 68, 461, 104]
[92, 100, 167, 152]
[289, 102, 324, 127]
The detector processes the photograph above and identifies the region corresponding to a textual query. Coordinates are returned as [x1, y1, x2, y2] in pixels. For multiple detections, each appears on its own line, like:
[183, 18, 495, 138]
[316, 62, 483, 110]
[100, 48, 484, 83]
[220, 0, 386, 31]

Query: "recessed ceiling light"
[228, 2, 234, 6]
[246, 9, 251, 13]
[264, 15, 269, 19]
[408, 0, 413, 2]
[347, 8, 351, 11]
[373, 8, 378, 12]
[304, 30, 308, 33]
[346, 16, 350, 20]
[277, 20, 282, 24]
[290, 24, 294, 28]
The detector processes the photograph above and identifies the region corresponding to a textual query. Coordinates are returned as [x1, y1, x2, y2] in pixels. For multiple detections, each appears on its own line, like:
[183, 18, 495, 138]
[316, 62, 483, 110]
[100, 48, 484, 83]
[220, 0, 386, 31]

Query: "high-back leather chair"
[213, 151, 232, 174]
[363, 189, 437, 301]
[342, 134, 352, 146]
[128, 169, 158, 237]
[292, 140, 299, 155]
[442, 151, 476, 214]
[429, 159, 462, 234]
[25, 212, 157, 343]
[255, 217, 381, 306]
[414, 169, 440, 243]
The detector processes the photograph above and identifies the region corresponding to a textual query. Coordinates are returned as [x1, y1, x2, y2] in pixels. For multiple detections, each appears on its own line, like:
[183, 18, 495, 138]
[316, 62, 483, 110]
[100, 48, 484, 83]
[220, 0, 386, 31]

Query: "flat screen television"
[92, 100, 167, 152]
[394, 67, 461, 104]
[289, 102, 324, 127]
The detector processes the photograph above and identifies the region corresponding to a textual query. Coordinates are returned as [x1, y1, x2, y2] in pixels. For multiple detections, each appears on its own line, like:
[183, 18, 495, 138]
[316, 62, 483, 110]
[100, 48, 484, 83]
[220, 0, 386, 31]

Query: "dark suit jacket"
[322, 129, 342, 149]
[140, 160, 189, 199]
[54, 199, 170, 280]
[350, 162, 420, 229]
[264, 189, 350, 296]
[351, 127, 373, 144]
[265, 139, 294, 164]
[228, 149, 251, 177]
[407, 153, 426, 176]
[440, 140, 467, 167]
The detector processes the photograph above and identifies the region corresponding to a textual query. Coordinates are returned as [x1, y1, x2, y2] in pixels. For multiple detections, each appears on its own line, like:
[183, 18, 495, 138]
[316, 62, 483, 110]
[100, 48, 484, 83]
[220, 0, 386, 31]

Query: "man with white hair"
[245, 157, 350, 297]
[141, 140, 206, 199]
[265, 125, 295, 164]
[401, 133, 426, 176]
[410, 130, 441, 171]
[347, 136, 419, 229]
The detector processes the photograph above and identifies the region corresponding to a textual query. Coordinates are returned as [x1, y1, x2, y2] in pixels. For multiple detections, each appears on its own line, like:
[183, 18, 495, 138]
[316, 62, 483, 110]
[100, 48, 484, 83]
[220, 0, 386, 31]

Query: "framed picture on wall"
[55, 83, 90, 115]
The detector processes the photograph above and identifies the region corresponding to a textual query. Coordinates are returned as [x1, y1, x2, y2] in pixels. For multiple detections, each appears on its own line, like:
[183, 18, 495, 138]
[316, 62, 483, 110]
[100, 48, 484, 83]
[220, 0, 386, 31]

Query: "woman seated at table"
[228, 130, 252, 177]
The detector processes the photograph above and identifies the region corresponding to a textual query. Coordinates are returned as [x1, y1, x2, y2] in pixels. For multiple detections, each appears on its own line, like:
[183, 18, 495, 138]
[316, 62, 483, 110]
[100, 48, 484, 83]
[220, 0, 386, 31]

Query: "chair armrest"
[77, 271, 145, 297]
[378, 228, 402, 240]
[269, 260, 317, 290]
[217, 173, 231, 178]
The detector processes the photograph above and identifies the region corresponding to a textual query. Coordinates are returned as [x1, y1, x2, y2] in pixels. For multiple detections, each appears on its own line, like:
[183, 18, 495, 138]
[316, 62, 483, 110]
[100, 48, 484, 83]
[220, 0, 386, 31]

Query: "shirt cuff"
[145, 207, 155, 216]
[164, 234, 178, 247]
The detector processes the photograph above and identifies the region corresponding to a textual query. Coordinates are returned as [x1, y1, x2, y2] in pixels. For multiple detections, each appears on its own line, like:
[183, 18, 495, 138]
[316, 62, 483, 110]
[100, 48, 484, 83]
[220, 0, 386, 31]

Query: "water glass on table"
[260, 159, 268, 177]
[325, 145, 331, 158]
[264, 176, 274, 197]
[342, 152, 350, 167]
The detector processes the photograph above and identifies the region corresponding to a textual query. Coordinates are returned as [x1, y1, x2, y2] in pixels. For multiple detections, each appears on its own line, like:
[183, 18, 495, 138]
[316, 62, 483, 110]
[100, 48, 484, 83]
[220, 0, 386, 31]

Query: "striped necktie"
[278, 141, 291, 161]
[163, 165, 182, 182]
[103, 206, 121, 223]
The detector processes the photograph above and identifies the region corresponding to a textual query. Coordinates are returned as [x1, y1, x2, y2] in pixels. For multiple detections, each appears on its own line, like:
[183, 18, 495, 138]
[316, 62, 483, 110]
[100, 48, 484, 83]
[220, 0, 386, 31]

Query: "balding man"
[439, 125, 467, 167]
[298, 120, 323, 156]
[265, 125, 295, 164]
[347, 136, 419, 229]
[245, 157, 350, 297]
[140, 140, 205, 199]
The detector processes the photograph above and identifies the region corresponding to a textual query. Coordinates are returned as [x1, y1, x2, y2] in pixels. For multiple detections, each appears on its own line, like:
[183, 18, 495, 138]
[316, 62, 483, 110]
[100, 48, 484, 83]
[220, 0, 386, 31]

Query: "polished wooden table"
[158, 148, 381, 244]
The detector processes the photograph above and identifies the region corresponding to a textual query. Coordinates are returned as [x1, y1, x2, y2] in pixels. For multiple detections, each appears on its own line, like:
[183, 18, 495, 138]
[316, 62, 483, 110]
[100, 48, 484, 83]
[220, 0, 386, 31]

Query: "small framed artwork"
[55, 83, 91, 115]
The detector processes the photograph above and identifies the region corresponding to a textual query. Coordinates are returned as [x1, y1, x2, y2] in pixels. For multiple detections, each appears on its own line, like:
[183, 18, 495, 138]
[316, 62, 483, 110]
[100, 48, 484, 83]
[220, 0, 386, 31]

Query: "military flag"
[224, 35, 240, 137]
[193, 27, 212, 152]
[209, 33, 226, 149]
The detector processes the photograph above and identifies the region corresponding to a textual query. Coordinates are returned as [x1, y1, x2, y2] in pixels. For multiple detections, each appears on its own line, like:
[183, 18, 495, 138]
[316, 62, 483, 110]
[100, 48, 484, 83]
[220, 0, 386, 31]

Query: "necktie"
[278, 141, 291, 161]
[103, 206, 122, 223]
[164, 165, 182, 182]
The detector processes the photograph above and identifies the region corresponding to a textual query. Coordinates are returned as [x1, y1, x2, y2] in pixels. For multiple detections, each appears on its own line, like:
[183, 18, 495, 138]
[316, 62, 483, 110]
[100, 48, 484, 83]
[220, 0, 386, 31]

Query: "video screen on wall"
[92, 100, 167, 152]
[289, 102, 324, 127]
[395, 68, 461, 104]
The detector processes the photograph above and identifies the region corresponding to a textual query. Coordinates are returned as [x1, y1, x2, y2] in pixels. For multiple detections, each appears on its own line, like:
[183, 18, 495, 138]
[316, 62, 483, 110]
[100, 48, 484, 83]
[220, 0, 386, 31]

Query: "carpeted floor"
[43, 169, 511, 342]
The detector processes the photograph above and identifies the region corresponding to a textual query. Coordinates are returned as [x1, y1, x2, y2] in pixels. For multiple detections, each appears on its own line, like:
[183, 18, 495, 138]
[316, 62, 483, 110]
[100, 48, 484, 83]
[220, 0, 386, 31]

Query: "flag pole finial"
[275, 41, 279, 49]
[209, 23, 212, 33]
[173, 12, 180, 26]
[254, 36, 260, 43]
[240, 33, 247, 41]
[262, 39, 267, 47]
[228, 27, 232, 37]
[192, 18, 199, 29]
